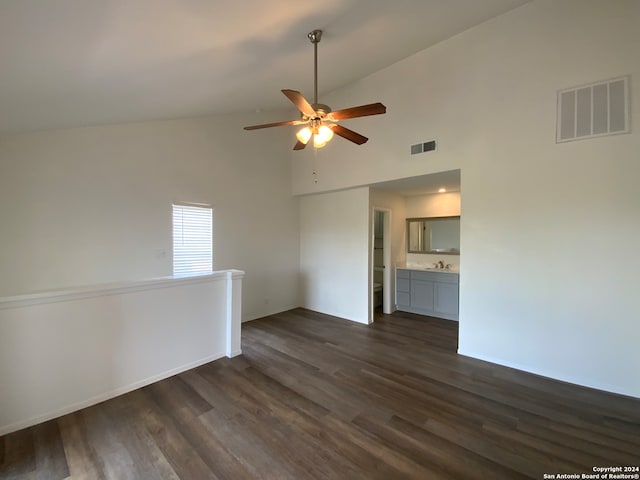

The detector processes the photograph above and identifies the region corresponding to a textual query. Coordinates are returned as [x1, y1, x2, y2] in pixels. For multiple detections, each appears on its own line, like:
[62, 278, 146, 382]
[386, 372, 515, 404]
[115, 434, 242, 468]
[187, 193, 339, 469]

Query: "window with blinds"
[172, 203, 213, 275]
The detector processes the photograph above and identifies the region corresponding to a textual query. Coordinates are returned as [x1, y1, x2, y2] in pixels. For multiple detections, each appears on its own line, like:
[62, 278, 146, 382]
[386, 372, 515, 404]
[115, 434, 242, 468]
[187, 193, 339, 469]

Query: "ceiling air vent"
[557, 76, 630, 143]
[410, 139, 437, 155]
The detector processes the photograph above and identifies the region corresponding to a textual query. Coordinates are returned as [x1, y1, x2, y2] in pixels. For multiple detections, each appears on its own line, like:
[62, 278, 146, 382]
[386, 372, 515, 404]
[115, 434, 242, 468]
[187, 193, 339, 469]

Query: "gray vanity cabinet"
[395, 268, 459, 321]
[411, 277, 435, 311]
[396, 271, 411, 308]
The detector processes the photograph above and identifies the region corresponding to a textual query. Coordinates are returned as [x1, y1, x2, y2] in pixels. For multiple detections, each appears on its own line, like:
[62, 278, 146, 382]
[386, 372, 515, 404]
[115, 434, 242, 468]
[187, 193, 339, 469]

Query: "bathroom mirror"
[407, 216, 460, 254]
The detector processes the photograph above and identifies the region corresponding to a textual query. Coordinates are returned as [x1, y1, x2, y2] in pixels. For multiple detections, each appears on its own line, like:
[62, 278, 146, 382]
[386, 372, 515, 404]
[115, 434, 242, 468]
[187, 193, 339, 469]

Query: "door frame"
[369, 207, 392, 323]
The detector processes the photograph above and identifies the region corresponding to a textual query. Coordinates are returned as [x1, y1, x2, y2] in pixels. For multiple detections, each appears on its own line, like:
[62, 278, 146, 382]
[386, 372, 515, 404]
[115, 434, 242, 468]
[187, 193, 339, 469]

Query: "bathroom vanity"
[396, 267, 459, 321]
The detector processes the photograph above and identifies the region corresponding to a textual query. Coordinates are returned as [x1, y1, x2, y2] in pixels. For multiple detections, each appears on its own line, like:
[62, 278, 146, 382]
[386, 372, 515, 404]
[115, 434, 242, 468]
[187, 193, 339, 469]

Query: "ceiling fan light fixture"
[313, 136, 326, 148]
[296, 126, 313, 144]
[314, 125, 334, 147]
[243, 29, 386, 150]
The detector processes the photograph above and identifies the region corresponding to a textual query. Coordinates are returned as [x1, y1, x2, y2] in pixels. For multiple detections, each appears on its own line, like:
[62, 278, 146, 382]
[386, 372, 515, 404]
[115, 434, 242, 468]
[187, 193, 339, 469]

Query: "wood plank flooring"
[2, 308, 639, 479]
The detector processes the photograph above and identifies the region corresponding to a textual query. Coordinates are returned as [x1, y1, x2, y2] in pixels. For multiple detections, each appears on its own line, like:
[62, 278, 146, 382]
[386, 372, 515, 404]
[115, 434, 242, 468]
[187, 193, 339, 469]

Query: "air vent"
[410, 139, 437, 155]
[557, 76, 630, 143]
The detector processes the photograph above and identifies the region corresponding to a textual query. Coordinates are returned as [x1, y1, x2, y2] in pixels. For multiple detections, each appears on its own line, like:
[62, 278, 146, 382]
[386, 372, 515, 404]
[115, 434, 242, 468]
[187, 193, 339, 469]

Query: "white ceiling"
[371, 170, 461, 197]
[0, 0, 530, 135]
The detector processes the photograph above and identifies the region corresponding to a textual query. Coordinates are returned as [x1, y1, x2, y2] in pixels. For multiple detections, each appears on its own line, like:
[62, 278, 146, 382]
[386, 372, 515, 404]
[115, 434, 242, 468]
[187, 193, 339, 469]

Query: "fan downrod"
[308, 30, 322, 44]
[242, 27, 386, 150]
[308, 30, 323, 105]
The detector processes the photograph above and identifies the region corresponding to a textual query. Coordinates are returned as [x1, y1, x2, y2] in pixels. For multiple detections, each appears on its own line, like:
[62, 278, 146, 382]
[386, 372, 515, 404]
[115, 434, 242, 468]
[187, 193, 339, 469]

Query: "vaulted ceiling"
[0, 0, 530, 134]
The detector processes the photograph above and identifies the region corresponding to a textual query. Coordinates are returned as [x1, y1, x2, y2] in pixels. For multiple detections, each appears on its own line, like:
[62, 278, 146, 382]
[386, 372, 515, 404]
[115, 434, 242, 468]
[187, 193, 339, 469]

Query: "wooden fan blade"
[330, 124, 368, 145]
[282, 89, 316, 117]
[329, 102, 386, 121]
[244, 119, 303, 130]
[293, 140, 308, 150]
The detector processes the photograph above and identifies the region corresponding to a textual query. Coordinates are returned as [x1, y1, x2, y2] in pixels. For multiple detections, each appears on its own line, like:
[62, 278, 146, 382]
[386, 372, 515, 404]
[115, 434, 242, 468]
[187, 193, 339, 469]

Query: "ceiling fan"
[244, 30, 386, 150]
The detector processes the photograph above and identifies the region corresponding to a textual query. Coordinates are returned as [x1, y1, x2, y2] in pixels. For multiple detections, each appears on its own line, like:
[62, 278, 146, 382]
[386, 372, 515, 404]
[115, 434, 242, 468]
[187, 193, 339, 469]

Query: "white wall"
[0, 113, 300, 321]
[292, 1, 640, 397]
[299, 187, 370, 324]
[405, 192, 460, 218]
[0, 271, 243, 435]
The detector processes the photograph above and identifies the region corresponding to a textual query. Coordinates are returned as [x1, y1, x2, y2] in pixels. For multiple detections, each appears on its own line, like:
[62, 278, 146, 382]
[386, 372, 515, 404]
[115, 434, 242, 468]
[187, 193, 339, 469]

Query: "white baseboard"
[457, 349, 639, 399]
[242, 304, 302, 323]
[0, 351, 225, 436]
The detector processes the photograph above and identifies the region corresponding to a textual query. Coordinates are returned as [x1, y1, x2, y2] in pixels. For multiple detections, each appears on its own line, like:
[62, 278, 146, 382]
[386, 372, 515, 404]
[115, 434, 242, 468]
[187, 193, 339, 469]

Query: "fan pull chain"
[312, 146, 319, 183]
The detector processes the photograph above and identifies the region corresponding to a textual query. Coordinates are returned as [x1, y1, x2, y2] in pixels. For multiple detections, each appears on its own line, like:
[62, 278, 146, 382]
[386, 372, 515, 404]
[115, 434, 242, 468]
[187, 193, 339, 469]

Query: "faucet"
[437, 260, 444, 269]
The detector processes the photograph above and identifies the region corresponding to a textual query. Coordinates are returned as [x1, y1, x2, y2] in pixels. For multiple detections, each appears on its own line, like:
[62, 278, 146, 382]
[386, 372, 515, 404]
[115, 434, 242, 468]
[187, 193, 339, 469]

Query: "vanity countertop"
[396, 264, 459, 274]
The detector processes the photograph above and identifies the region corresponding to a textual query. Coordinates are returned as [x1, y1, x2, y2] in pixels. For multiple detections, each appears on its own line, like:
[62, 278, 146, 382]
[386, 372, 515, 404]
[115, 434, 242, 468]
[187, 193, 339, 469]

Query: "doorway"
[370, 207, 392, 322]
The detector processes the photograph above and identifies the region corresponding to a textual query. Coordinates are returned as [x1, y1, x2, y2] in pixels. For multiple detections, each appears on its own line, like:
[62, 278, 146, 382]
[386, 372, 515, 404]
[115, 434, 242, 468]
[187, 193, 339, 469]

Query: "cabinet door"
[411, 280, 434, 311]
[397, 292, 410, 307]
[396, 270, 411, 308]
[397, 278, 410, 293]
[435, 282, 459, 316]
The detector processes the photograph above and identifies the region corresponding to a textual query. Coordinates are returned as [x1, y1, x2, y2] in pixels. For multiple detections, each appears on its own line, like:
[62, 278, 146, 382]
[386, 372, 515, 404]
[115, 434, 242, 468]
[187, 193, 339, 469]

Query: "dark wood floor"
[2, 308, 639, 479]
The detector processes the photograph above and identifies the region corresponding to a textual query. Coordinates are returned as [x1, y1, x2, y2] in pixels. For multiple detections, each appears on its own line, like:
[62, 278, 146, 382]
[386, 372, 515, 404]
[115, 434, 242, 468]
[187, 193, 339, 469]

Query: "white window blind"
[172, 203, 212, 275]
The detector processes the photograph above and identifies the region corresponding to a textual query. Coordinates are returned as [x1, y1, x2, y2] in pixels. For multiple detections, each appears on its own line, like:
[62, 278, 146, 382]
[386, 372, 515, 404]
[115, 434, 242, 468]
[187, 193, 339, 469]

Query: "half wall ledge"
[0, 269, 245, 436]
